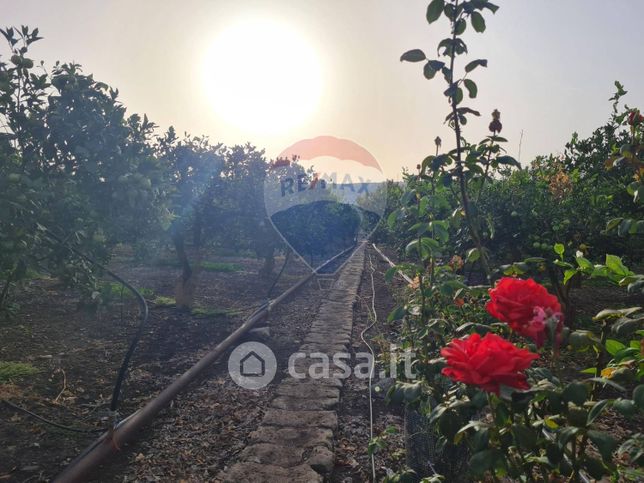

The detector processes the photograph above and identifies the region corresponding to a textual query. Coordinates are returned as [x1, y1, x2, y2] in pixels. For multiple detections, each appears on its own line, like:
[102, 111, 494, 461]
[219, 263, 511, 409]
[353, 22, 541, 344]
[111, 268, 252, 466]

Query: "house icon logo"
[240, 351, 266, 377]
[228, 342, 276, 389]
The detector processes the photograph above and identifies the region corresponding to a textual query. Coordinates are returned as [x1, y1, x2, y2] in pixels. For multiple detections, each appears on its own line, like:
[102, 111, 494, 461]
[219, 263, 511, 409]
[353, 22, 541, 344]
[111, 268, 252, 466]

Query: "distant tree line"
[0, 26, 285, 311]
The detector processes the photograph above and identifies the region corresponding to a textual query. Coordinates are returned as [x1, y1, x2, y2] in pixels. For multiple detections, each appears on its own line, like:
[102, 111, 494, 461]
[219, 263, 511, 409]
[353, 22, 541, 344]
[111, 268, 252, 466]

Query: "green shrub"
[0, 361, 39, 383]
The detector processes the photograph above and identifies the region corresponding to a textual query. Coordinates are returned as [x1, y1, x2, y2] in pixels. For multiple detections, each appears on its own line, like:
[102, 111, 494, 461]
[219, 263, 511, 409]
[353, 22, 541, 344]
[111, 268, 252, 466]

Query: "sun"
[202, 18, 323, 134]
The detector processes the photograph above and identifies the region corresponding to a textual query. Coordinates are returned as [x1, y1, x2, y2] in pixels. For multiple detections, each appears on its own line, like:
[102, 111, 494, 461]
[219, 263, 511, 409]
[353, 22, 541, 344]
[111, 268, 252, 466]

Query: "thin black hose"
[1, 400, 104, 434]
[42, 228, 149, 415]
[266, 249, 291, 300]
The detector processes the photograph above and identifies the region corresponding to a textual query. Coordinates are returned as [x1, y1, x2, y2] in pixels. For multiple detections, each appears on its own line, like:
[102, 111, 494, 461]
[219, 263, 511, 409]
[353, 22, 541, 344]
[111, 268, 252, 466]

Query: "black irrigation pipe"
[1, 400, 104, 434]
[54, 243, 360, 483]
[2, 227, 149, 437]
[266, 249, 292, 300]
[42, 228, 149, 417]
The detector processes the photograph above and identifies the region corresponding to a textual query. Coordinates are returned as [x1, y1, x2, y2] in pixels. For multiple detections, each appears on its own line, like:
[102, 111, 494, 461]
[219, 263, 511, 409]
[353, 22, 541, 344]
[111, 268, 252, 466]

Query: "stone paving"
[219, 247, 365, 482]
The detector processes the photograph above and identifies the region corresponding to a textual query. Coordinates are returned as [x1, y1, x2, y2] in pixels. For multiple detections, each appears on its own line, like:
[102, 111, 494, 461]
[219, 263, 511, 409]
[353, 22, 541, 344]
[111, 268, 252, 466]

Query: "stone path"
[219, 247, 365, 482]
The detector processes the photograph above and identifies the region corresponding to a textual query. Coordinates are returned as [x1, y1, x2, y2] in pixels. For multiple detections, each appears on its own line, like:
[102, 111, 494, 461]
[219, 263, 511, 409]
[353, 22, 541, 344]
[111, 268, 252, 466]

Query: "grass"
[0, 361, 39, 383]
[191, 306, 233, 317]
[99, 282, 155, 300]
[154, 258, 241, 273]
[152, 296, 176, 307]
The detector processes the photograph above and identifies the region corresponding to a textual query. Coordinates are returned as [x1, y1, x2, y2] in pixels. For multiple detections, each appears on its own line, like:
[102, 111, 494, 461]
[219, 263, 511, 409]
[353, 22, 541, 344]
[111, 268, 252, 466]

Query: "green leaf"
[384, 267, 397, 283]
[466, 247, 480, 263]
[496, 155, 520, 167]
[563, 269, 577, 285]
[463, 79, 477, 98]
[611, 317, 644, 336]
[400, 49, 426, 62]
[554, 243, 565, 256]
[587, 430, 618, 462]
[387, 210, 399, 229]
[544, 416, 559, 429]
[605, 254, 631, 277]
[426, 0, 445, 24]
[512, 424, 537, 450]
[423, 61, 438, 79]
[454, 18, 466, 35]
[576, 256, 593, 271]
[454, 87, 463, 105]
[618, 218, 633, 237]
[612, 399, 636, 417]
[633, 385, 644, 409]
[439, 410, 460, 440]
[465, 58, 488, 72]
[562, 382, 588, 406]
[554, 259, 573, 269]
[387, 305, 405, 322]
[605, 217, 623, 232]
[588, 377, 626, 392]
[594, 307, 641, 321]
[471, 11, 486, 32]
[386, 381, 422, 404]
[605, 339, 626, 356]
[468, 449, 496, 476]
[557, 426, 580, 449]
[587, 399, 610, 425]
[483, 2, 499, 13]
[583, 456, 608, 480]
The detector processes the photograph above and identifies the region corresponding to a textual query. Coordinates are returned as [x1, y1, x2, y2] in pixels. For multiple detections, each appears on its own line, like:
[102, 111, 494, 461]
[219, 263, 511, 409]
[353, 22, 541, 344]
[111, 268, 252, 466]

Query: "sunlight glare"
[202, 18, 323, 134]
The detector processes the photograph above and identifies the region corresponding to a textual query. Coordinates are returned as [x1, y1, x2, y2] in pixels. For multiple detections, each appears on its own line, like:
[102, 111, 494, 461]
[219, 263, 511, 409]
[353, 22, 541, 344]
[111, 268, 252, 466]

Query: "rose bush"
[382, 2, 643, 482]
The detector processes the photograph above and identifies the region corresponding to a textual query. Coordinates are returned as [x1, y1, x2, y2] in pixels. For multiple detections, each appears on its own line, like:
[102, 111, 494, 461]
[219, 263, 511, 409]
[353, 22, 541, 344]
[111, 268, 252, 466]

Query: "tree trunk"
[259, 246, 275, 279]
[172, 227, 201, 310]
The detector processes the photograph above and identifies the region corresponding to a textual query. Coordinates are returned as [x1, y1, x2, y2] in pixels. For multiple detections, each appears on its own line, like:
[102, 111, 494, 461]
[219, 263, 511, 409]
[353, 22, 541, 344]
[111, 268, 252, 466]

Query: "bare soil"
[331, 247, 408, 482]
[0, 252, 311, 482]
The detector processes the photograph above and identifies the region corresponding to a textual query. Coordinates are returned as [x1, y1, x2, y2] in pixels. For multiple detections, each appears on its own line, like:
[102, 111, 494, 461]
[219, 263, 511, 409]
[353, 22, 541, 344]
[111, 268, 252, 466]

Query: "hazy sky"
[3, 0, 644, 179]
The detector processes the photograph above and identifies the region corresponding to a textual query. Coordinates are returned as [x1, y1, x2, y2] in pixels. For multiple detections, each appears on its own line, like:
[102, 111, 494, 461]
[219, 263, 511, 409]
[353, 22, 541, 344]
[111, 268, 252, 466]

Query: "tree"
[0, 26, 168, 309]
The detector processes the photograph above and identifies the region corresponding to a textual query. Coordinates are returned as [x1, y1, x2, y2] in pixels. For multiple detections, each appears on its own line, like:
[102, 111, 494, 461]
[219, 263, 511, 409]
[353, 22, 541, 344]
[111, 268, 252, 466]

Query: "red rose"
[441, 332, 538, 394]
[628, 110, 644, 126]
[486, 277, 562, 347]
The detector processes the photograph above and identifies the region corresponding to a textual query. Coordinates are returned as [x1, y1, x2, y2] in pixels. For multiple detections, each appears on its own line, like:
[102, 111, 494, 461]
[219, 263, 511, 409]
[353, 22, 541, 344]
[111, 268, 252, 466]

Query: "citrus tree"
[0, 27, 169, 310]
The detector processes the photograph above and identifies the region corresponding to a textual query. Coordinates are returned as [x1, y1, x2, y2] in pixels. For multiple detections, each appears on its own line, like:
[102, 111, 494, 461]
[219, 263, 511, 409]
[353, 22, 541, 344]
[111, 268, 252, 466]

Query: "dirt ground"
[1, 245, 642, 482]
[0, 251, 311, 482]
[331, 248, 408, 482]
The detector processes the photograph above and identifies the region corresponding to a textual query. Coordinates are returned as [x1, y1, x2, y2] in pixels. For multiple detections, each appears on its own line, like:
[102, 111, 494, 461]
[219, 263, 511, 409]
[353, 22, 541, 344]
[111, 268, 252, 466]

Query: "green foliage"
[0, 27, 168, 307]
[382, 3, 644, 482]
[152, 296, 175, 307]
[0, 361, 39, 383]
[0, 27, 283, 310]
